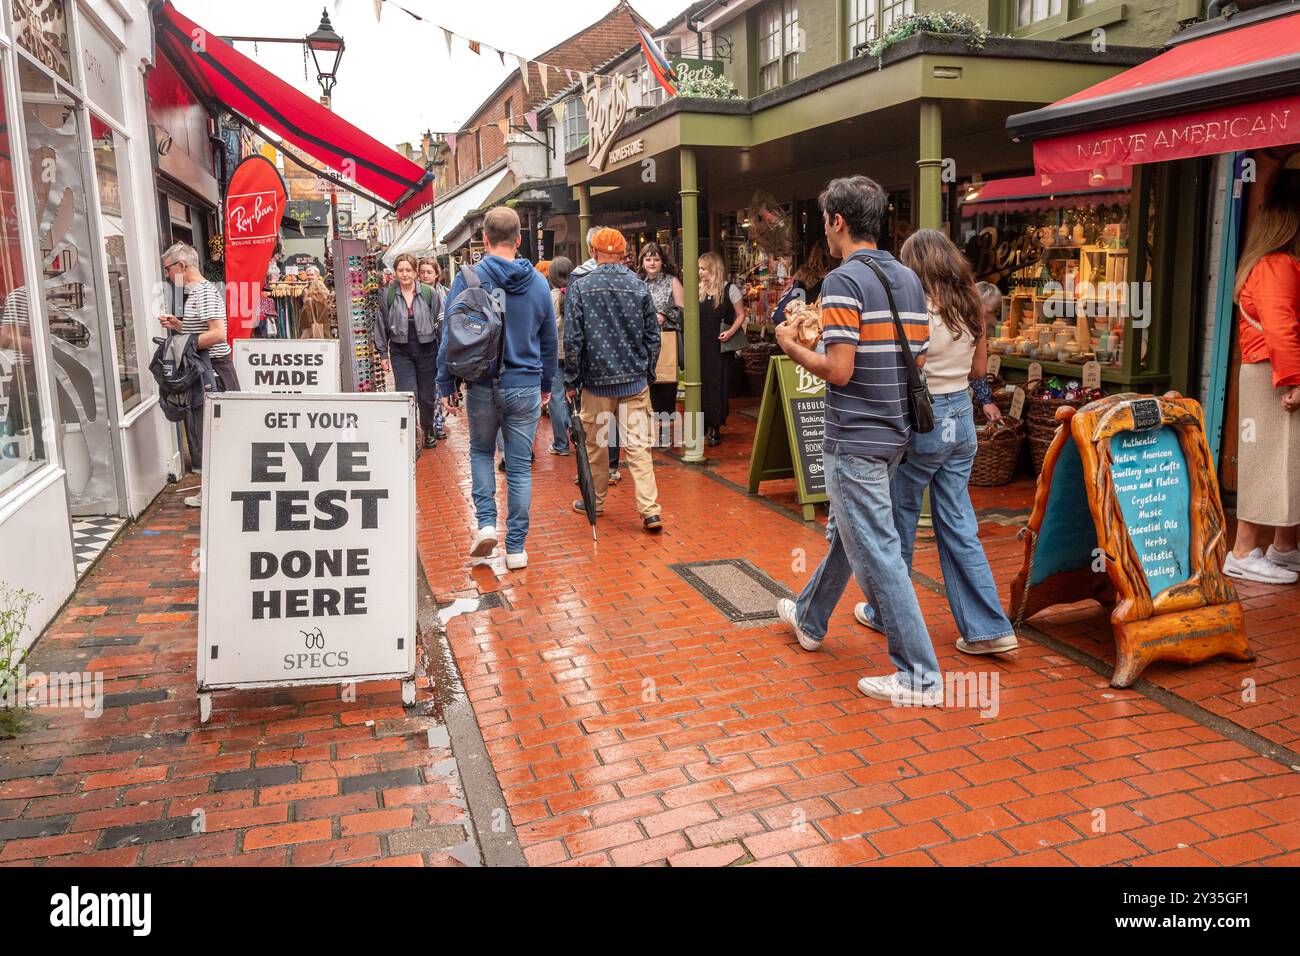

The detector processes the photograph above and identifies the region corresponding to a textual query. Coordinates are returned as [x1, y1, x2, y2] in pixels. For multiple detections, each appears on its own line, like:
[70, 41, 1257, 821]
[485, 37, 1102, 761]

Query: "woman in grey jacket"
[377, 253, 441, 449]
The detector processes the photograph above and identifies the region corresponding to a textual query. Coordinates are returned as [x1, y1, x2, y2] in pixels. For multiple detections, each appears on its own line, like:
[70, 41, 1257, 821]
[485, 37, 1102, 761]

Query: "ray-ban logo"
[49, 886, 151, 936]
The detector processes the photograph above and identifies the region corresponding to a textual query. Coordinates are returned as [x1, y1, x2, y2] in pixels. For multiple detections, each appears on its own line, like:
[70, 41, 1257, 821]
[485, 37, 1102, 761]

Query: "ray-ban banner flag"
[224, 154, 287, 346]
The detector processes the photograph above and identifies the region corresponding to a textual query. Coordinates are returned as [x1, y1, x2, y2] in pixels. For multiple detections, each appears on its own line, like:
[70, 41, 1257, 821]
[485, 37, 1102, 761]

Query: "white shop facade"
[0, 0, 177, 644]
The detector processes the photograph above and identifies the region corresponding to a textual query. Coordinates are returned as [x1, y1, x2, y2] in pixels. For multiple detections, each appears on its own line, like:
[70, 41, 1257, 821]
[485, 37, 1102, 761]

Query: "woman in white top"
[854, 229, 1018, 655]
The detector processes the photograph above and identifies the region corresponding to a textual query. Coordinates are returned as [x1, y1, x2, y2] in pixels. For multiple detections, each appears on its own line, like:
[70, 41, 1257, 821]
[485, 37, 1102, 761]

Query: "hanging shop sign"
[671, 58, 725, 87]
[224, 154, 288, 346]
[232, 339, 341, 394]
[747, 355, 827, 521]
[196, 393, 416, 721]
[585, 75, 629, 172]
[1009, 392, 1252, 687]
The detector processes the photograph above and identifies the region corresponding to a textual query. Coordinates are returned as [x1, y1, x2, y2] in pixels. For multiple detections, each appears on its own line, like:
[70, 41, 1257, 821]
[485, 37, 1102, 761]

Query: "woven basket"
[1026, 381, 1090, 472]
[970, 417, 1024, 487]
[739, 340, 780, 392]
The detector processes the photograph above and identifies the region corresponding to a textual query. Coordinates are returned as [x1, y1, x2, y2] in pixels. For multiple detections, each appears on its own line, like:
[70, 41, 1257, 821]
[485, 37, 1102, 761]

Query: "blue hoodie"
[436, 255, 558, 397]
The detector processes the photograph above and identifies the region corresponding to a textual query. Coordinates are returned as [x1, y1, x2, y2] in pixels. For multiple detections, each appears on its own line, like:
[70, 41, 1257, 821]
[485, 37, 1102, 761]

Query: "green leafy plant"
[865, 12, 991, 64]
[0, 583, 38, 736]
[676, 71, 742, 100]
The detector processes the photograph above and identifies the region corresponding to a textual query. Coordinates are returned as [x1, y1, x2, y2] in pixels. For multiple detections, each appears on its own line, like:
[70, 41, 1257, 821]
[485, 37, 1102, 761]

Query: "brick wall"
[448, 3, 641, 187]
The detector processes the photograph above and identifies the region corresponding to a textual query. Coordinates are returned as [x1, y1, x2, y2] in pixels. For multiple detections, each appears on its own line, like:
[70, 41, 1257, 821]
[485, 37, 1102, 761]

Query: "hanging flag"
[372, 0, 383, 21]
[446, 133, 458, 155]
[539, 64, 549, 98]
[594, 74, 602, 94]
[442, 28, 453, 57]
[497, 117, 509, 139]
[636, 23, 677, 96]
[565, 68, 574, 85]
[524, 111, 538, 132]
[498, 49, 506, 66]
[516, 55, 530, 94]
[468, 40, 480, 55]
[553, 101, 566, 126]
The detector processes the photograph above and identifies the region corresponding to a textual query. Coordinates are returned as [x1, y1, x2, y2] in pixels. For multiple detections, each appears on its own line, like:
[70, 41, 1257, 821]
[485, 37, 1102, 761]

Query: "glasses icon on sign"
[302, 628, 325, 649]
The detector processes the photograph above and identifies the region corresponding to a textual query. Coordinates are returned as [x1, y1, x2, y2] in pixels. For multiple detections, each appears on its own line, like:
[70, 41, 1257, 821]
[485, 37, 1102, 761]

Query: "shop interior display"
[338, 250, 386, 393]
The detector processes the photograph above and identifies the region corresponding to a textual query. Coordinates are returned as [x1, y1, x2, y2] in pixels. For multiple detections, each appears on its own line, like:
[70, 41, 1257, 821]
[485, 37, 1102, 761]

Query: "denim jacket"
[563, 264, 659, 390]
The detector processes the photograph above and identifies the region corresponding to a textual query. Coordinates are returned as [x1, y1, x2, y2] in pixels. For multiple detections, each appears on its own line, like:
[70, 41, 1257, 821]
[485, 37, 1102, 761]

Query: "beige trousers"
[579, 388, 661, 516]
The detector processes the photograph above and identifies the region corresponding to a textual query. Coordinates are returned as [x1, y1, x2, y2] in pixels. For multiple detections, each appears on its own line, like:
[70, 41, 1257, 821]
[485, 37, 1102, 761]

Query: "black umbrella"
[567, 392, 598, 543]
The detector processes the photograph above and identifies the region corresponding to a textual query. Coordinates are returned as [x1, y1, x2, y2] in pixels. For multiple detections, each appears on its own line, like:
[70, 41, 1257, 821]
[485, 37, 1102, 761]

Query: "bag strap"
[855, 253, 923, 381]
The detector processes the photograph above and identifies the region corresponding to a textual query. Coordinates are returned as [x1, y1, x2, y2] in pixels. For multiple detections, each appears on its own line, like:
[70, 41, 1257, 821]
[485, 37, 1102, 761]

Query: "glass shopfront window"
[11, 0, 74, 84]
[958, 169, 1133, 372]
[91, 115, 139, 412]
[0, 57, 48, 495]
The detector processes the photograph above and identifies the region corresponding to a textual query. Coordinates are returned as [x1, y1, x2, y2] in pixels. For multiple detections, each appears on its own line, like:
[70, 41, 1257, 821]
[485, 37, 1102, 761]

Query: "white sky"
[172, 0, 686, 148]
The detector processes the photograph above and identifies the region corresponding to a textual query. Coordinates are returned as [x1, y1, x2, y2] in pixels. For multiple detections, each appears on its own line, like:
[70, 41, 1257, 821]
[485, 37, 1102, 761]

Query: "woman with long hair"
[854, 228, 1018, 655]
[299, 276, 331, 339]
[638, 242, 685, 446]
[547, 256, 574, 455]
[417, 257, 449, 442]
[375, 252, 441, 449]
[792, 239, 831, 301]
[697, 251, 746, 445]
[1225, 169, 1300, 584]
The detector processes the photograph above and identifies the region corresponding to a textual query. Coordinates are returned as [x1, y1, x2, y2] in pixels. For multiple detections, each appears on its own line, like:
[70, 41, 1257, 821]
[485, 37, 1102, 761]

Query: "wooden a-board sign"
[1009, 392, 1252, 687]
[747, 355, 828, 521]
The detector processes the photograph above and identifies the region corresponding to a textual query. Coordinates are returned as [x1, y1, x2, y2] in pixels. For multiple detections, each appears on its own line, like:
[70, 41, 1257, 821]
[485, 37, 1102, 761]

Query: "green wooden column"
[680, 147, 704, 463]
[916, 99, 944, 528]
[577, 184, 592, 254]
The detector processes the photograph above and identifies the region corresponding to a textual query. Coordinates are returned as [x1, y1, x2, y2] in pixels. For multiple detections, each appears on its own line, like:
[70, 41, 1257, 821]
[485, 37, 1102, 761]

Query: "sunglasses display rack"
[332, 239, 386, 392]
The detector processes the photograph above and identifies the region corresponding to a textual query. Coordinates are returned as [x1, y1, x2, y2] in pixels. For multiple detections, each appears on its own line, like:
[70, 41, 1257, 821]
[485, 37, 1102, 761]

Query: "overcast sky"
[173, 0, 685, 148]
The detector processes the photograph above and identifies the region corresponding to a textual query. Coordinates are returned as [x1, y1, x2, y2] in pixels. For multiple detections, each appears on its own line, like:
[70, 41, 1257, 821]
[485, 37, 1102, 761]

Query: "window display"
[92, 115, 141, 413]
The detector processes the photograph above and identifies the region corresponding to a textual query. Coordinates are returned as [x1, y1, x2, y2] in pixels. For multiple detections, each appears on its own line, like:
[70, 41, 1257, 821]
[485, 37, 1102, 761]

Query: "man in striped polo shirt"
[774, 175, 942, 706]
[160, 242, 240, 507]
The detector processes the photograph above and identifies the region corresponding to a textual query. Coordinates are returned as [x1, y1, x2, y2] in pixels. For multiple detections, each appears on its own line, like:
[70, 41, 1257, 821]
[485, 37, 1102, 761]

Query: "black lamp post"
[306, 9, 345, 107]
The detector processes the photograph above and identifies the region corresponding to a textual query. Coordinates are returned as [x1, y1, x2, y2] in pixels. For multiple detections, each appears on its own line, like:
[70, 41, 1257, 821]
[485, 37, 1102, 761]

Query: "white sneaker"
[853, 602, 885, 634]
[184, 494, 202, 508]
[857, 673, 942, 707]
[776, 598, 821, 651]
[957, 634, 1019, 655]
[505, 551, 528, 570]
[1224, 549, 1298, 585]
[470, 526, 498, 558]
[1265, 545, 1300, 572]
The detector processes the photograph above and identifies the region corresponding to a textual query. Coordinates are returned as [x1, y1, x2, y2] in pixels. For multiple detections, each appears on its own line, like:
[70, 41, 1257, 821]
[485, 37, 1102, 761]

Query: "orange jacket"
[1239, 253, 1300, 388]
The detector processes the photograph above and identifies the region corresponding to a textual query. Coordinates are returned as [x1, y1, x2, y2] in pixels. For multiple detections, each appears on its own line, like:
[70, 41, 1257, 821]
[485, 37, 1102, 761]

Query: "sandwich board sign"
[232, 339, 341, 394]
[196, 393, 416, 721]
[1010, 391, 1251, 687]
[747, 355, 828, 521]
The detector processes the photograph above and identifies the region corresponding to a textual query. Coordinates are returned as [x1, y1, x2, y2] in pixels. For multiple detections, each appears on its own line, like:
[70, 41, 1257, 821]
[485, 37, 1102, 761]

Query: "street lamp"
[306, 9, 345, 107]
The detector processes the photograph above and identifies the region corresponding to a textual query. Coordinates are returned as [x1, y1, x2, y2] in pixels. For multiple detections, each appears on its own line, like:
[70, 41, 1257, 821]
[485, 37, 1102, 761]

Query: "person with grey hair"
[568, 226, 603, 282]
[160, 241, 239, 506]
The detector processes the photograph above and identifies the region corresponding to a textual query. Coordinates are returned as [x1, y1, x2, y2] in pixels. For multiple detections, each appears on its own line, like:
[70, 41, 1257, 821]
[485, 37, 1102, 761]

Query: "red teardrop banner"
[223, 154, 287, 346]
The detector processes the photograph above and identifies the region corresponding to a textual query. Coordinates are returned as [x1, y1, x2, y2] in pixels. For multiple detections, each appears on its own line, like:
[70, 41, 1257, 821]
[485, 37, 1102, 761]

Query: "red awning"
[962, 167, 1132, 213]
[1007, 9, 1300, 174]
[153, 2, 432, 218]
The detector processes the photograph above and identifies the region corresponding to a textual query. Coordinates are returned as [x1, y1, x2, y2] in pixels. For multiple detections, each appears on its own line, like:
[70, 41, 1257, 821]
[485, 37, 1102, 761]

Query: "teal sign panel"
[1112, 426, 1192, 596]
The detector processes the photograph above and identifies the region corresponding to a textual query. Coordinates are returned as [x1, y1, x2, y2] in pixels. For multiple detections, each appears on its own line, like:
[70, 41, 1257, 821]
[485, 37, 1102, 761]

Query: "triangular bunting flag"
[594, 74, 603, 94]
[497, 117, 509, 139]
[516, 56, 530, 94]
[539, 64, 549, 98]
[468, 40, 480, 55]
[442, 28, 453, 57]
[498, 49, 506, 66]
[553, 101, 566, 126]
[565, 68, 574, 84]
[446, 133, 458, 155]
[372, 0, 382, 21]
[524, 111, 538, 132]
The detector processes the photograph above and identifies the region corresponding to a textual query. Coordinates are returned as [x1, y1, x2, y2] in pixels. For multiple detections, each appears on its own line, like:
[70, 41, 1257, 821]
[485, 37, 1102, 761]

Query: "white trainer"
[857, 673, 942, 707]
[183, 494, 202, 508]
[957, 634, 1019, 655]
[1265, 545, 1300, 573]
[1224, 549, 1297, 585]
[776, 598, 821, 651]
[470, 526, 498, 558]
[505, 551, 528, 570]
[853, 602, 885, 634]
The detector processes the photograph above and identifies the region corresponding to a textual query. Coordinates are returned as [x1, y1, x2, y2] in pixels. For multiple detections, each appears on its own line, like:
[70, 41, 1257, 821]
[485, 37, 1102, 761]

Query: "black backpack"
[443, 265, 507, 385]
[149, 333, 216, 422]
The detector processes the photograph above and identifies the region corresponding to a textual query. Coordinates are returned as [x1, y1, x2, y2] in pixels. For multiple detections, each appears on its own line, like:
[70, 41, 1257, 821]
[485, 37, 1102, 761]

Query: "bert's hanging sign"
[223, 154, 287, 346]
[1010, 392, 1252, 687]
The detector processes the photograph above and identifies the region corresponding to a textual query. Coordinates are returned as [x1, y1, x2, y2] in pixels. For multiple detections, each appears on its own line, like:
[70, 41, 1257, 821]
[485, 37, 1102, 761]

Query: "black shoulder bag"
[857, 254, 935, 434]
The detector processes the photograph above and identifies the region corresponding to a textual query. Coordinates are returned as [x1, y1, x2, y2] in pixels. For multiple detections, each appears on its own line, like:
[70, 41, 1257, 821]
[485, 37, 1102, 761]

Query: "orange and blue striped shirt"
[819, 250, 929, 457]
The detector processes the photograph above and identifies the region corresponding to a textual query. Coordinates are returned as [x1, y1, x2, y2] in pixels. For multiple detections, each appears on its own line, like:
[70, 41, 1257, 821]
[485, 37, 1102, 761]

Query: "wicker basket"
[970, 417, 1024, 487]
[1026, 382, 1090, 473]
[739, 340, 780, 392]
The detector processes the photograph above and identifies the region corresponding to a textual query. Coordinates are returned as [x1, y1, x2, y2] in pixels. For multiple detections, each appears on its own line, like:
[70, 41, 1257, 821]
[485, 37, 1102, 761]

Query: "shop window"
[758, 1, 800, 93]
[0, 58, 48, 496]
[958, 169, 1132, 377]
[91, 115, 141, 414]
[12, 0, 74, 84]
[1017, 0, 1064, 27]
[1013, 0, 1104, 34]
[562, 97, 588, 154]
[848, 0, 915, 54]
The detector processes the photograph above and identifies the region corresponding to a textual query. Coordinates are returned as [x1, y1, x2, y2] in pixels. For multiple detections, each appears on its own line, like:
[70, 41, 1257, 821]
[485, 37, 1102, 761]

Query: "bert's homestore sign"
[1035, 95, 1300, 173]
[196, 393, 416, 721]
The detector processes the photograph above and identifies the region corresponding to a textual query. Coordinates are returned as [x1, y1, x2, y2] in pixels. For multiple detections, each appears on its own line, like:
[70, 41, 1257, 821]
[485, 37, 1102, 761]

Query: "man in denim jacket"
[564, 228, 664, 532]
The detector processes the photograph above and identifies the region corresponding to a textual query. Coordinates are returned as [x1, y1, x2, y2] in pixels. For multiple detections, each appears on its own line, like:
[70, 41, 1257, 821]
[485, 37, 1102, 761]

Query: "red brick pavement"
[0, 487, 475, 867]
[419, 397, 1300, 867]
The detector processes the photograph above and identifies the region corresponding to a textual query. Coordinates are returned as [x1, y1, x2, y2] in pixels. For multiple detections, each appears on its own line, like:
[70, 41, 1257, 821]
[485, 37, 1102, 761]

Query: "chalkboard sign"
[747, 355, 828, 520]
[1010, 392, 1251, 687]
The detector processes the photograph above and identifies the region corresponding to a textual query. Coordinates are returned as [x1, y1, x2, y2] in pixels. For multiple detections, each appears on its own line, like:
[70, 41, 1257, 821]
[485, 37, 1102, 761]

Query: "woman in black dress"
[697, 252, 747, 446]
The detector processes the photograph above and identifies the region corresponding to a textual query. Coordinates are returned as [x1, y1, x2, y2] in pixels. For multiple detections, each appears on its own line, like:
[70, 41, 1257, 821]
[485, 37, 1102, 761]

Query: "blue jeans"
[878, 390, 1015, 644]
[467, 384, 541, 554]
[793, 449, 941, 691]
[549, 389, 570, 452]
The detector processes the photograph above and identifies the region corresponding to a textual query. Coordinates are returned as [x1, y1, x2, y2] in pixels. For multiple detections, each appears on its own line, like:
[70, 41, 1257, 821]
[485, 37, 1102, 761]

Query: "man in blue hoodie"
[438, 206, 557, 571]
